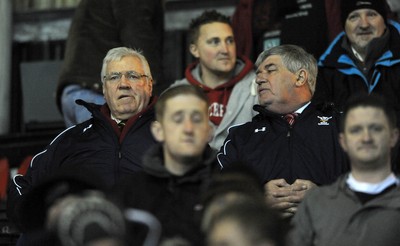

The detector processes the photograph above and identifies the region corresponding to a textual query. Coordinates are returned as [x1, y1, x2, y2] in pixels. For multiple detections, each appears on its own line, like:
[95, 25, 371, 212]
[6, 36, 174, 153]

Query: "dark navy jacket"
[113, 144, 216, 246]
[7, 99, 157, 230]
[217, 103, 349, 185]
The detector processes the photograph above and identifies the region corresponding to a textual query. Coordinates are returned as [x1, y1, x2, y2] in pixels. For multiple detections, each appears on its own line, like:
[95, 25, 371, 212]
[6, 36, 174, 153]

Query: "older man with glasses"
[7, 47, 157, 236]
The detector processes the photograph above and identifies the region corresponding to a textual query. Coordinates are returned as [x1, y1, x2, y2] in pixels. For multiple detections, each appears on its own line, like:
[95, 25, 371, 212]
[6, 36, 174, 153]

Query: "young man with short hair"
[172, 10, 258, 150]
[290, 93, 400, 246]
[113, 85, 216, 246]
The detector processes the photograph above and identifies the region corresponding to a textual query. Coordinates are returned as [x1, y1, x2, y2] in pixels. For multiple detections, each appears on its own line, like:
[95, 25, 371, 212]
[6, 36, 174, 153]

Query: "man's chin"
[116, 106, 140, 116]
[352, 42, 369, 52]
[357, 155, 381, 166]
[214, 66, 235, 75]
[178, 154, 203, 165]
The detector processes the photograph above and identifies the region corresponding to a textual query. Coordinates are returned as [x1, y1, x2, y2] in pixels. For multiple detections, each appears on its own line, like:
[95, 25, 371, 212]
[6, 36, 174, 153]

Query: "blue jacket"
[314, 20, 400, 116]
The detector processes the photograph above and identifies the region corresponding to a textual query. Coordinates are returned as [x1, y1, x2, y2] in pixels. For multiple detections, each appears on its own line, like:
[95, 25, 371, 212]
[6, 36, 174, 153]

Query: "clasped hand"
[264, 179, 316, 218]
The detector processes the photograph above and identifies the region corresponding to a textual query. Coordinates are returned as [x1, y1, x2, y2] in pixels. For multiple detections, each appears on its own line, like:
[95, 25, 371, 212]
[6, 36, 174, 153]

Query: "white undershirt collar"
[294, 101, 311, 114]
[111, 114, 123, 124]
[346, 173, 399, 194]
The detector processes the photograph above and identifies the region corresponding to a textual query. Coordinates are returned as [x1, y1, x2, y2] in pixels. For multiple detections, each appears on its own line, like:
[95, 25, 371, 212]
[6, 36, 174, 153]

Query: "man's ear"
[295, 69, 307, 86]
[339, 133, 348, 152]
[147, 78, 153, 95]
[150, 121, 164, 142]
[189, 44, 200, 58]
[390, 128, 399, 148]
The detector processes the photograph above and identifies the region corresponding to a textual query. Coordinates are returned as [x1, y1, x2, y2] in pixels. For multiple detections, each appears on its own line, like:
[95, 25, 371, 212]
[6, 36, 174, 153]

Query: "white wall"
[0, 0, 12, 134]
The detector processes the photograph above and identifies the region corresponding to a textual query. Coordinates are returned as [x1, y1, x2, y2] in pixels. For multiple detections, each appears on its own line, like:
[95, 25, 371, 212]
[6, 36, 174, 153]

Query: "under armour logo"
[317, 116, 332, 126]
[254, 127, 266, 133]
[356, 1, 372, 7]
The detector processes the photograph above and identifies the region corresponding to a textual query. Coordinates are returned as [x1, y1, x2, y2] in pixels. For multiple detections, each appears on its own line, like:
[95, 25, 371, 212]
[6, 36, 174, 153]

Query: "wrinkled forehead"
[107, 56, 148, 73]
[256, 55, 283, 71]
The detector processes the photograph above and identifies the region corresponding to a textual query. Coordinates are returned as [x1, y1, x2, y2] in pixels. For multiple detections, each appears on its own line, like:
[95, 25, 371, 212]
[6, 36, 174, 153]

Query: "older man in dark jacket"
[314, 0, 400, 172]
[314, 0, 400, 121]
[217, 45, 349, 218]
[8, 47, 157, 234]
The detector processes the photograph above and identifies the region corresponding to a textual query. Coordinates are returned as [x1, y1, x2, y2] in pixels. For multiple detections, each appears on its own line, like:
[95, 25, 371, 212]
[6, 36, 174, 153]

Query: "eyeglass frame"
[103, 70, 151, 83]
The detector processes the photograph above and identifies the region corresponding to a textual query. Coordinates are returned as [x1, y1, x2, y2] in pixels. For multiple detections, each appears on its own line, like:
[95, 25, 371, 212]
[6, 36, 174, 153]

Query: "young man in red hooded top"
[172, 10, 258, 150]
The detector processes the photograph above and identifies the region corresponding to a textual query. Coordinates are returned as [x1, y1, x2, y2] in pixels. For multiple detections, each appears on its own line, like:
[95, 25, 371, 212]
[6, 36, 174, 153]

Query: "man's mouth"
[357, 31, 373, 36]
[118, 95, 131, 99]
[258, 87, 270, 94]
[182, 138, 195, 143]
[358, 145, 376, 150]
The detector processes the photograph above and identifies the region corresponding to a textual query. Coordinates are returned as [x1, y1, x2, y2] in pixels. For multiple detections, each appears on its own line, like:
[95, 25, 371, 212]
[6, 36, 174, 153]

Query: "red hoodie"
[184, 56, 253, 126]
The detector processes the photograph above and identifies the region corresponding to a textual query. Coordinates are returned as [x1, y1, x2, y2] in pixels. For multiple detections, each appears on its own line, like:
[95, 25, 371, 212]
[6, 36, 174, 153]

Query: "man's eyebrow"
[264, 63, 276, 69]
[256, 63, 276, 73]
[171, 110, 184, 117]
[206, 37, 220, 41]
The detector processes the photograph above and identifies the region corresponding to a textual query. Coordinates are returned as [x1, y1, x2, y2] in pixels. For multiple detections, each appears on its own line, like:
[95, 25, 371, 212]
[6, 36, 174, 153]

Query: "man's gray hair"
[255, 45, 318, 95]
[101, 47, 152, 83]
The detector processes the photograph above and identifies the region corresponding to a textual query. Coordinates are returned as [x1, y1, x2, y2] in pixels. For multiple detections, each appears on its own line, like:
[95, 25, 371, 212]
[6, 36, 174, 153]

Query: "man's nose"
[361, 129, 373, 142]
[183, 119, 194, 132]
[255, 79, 264, 85]
[255, 74, 266, 85]
[118, 75, 131, 87]
[359, 15, 370, 28]
[220, 42, 229, 53]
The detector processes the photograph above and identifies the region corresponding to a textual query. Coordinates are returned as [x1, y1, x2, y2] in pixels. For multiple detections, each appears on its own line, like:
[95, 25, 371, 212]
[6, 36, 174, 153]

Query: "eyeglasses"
[103, 71, 150, 83]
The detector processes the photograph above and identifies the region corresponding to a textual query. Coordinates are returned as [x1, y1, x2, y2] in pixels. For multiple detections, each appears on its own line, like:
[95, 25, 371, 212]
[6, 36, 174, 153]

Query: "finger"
[290, 183, 308, 191]
[286, 195, 303, 203]
[285, 189, 310, 203]
[269, 201, 296, 211]
[294, 179, 317, 188]
[281, 212, 295, 219]
[269, 190, 307, 204]
[284, 206, 298, 214]
[264, 179, 290, 188]
[267, 193, 301, 204]
[268, 187, 296, 198]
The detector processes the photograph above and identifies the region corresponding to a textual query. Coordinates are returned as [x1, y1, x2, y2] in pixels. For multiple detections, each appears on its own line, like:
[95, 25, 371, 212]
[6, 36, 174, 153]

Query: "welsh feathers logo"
[317, 116, 332, 126]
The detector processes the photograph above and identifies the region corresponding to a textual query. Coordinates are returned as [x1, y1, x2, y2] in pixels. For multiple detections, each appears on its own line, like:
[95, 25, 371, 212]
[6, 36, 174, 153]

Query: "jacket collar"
[320, 21, 400, 68]
[76, 97, 156, 140]
[142, 144, 216, 183]
[252, 101, 313, 120]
